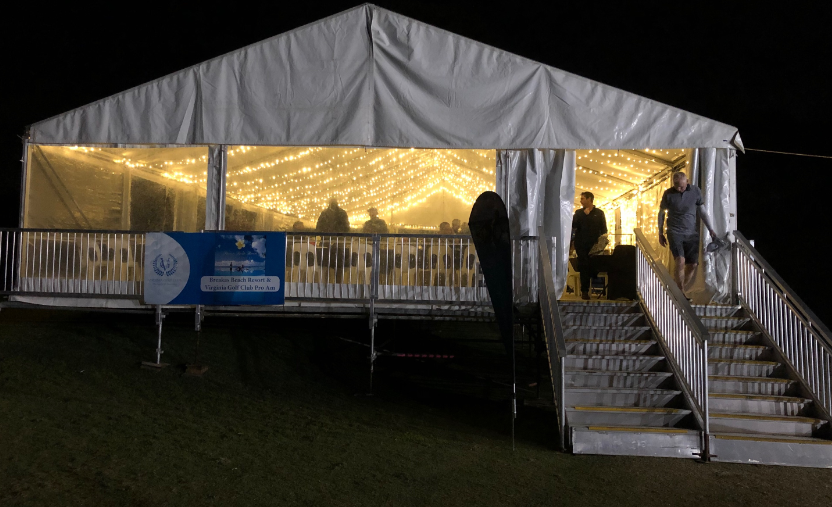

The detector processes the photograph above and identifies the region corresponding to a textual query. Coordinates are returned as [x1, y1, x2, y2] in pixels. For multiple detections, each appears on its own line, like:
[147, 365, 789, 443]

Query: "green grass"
[1, 308, 830, 507]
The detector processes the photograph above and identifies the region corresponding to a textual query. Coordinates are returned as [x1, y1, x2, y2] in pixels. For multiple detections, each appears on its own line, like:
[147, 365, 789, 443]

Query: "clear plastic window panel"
[18, 145, 208, 296]
[224, 146, 496, 233]
[24, 145, 209, 231]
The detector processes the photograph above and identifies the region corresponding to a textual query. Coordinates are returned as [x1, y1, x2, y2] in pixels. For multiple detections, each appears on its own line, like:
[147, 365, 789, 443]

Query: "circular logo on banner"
[152, 254, 178, 277]
[144, 233, 190, 304]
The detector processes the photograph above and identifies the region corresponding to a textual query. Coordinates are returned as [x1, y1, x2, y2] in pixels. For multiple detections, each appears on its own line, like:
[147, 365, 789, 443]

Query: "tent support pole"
[18, 136, 29, 228]
[218, 146, 228, 230]
[205, 145, 228, 231]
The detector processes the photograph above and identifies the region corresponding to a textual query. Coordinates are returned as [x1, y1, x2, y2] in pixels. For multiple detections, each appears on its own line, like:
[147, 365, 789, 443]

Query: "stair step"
[709, 393, 813, 416]
[709, 412, 827, 437]
[708, 344, 768, 360]
[710, 433, 832, 468]
[566, 388, 680, 407]
[566, 406, 690, 427]
[701, 316, 750, 331]
[572, 425, 701, 458]
[558, 301, 640, 314]
[709, 376, 796, 396]
[564, 371, 673, 389]
[566, 339, 655, 356]
[708, 359, 779, 377]
[562, 313, 645, 327]
[693, 304, 742, 317]
[709, 331, 761, 345]
[564, 326, 653, 341]
[565, 355, 664, 372]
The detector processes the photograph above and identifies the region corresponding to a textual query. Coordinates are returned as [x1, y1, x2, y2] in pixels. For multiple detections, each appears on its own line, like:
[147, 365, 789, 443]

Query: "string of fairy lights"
[63, 145, 496, 228]
[573, 148, 686, 248]
[62, 145, 685, 238]
[223, 146, 495, 225]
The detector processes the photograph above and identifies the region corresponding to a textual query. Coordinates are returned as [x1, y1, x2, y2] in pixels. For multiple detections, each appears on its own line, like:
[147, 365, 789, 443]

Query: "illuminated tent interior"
[25, 145, 209, 231]
[224, 146, 495, 232]
[24, 145, 496, 233]
[25, 143, 685, 242]
[573, 148, 687, 257]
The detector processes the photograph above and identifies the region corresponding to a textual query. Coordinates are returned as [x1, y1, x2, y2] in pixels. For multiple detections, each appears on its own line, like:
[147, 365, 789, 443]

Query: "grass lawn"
[1, 307, 830, 506]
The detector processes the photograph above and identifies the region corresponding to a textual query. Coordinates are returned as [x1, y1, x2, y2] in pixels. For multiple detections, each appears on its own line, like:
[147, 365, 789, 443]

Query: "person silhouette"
[316, 198, 350, 233]
[362, 207, 388, 234]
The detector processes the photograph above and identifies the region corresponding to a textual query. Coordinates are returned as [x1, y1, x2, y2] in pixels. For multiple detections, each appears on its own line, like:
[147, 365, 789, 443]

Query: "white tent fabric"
[695, 148, 735, 303]
[28, 4, 741, 151]
[497, 149, 575, 295]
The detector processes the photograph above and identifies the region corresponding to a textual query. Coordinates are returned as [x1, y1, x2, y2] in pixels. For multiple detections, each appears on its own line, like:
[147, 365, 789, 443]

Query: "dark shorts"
[667, 233, 699, 264]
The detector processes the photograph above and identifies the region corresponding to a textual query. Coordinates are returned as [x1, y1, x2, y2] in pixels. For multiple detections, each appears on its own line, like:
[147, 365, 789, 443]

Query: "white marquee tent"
[22, 3, 742, 301]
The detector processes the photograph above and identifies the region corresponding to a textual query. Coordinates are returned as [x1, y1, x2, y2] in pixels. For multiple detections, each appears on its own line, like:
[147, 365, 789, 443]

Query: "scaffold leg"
[142, 305, 169, 369]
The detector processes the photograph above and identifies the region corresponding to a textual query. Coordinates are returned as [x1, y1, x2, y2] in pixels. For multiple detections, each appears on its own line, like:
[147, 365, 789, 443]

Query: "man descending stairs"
[559, 301, 701, 457]
[693, 304, 832, 467]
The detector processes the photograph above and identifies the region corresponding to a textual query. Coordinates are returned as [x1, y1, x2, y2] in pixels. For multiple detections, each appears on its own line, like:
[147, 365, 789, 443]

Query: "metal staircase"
[697, 302, 832, 466]
[692, 231, 832, 467]
[538, 229, 831, 466]
[560, 301, 701, 457]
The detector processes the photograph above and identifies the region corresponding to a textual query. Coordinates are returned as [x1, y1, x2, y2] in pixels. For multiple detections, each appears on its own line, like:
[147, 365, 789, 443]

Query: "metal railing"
[1, 228, 538, 307]
[733, 231, 832, 422]
[634, 228, 710, 447]
[537, 234, 568, 449]
[0, 228, 146, 298]
[284, 233, 498, 303]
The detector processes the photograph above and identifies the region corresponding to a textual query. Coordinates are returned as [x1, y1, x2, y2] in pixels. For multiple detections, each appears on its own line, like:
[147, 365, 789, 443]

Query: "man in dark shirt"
[571, 191, 607, 300]
[316, 198, 350, 233]
[658, 172, 717, 296]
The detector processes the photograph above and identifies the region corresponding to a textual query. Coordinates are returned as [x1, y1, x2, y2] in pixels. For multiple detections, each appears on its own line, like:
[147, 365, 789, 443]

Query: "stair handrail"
[732, 231, 832, 421]
[537, 233, 568, 449]
[634, 228, 711, 444]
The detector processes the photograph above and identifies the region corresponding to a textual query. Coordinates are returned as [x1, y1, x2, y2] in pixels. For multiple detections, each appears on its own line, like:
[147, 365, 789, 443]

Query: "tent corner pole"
[18, 135, 30, 228]
[218, 145, 228, 231]
[205, 145, 228, 231]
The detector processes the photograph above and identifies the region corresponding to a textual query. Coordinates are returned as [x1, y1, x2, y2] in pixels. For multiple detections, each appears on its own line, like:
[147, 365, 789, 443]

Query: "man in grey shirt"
[658, 172, 717, 297]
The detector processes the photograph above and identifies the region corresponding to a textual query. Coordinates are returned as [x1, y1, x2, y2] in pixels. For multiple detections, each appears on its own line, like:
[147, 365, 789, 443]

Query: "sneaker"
[581, 292, 590, 300]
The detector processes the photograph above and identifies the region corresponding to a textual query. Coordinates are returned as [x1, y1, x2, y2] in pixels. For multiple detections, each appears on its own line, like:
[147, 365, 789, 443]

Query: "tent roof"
[28, 4, 742, 151]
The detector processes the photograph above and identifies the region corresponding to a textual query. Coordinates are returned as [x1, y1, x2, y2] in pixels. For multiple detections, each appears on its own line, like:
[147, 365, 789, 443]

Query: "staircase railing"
[732, 231, 832, 422]
[537, 234, 568, 449]
[634, 228, 711, 454]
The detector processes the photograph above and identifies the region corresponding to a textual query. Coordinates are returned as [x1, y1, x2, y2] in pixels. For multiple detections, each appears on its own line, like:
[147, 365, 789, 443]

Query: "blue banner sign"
[144, 232, 286, 305]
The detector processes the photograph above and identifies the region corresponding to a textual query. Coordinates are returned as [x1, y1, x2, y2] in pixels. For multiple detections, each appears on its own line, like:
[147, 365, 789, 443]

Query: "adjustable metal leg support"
[368, 300, 378, 393]
[142, 305, 169, 369]
[512, 324, 518, 451]
[185, 305, 208, 376]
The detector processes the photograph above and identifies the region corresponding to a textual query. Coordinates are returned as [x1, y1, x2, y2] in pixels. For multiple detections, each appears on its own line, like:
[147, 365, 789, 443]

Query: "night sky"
[2, 2, 829, 324]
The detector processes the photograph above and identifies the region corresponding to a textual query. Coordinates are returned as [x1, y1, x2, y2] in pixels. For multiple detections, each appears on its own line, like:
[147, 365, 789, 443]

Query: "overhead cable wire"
[745, 148, 832, 159]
